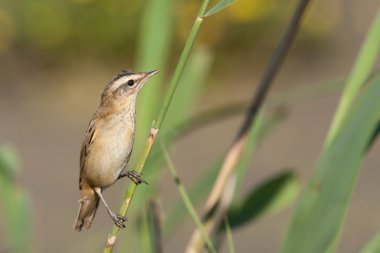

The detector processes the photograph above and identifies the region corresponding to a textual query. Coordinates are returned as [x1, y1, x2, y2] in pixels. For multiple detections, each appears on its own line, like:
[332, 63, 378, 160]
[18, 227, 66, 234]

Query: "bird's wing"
[79, 116, 97, 188]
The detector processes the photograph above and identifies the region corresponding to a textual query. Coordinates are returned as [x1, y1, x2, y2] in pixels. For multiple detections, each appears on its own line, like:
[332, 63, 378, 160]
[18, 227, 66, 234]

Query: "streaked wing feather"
[79, 117, 97, 187]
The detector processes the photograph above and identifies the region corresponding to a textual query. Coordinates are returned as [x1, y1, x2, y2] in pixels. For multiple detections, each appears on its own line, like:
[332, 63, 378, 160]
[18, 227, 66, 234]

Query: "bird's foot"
[119, 170, 148, 185]
[111, 213, 127, 228]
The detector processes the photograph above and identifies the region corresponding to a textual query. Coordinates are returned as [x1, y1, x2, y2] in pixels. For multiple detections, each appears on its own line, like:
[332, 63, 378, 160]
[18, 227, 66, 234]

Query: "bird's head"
[101, 69, 159, 101]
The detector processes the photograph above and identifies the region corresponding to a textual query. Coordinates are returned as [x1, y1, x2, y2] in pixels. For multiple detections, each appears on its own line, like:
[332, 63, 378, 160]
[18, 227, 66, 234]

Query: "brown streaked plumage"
[74, 69, 159, 231]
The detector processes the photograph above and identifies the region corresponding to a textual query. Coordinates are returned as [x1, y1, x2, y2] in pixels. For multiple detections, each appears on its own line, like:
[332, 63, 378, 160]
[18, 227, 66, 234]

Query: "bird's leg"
[118, 170, 148, 185]
[94, 188, 127, 228]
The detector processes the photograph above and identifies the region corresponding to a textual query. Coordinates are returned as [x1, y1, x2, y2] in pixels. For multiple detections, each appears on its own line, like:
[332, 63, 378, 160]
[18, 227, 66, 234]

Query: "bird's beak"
[144, 69, 160, 79]
[135, 69, 159, 92]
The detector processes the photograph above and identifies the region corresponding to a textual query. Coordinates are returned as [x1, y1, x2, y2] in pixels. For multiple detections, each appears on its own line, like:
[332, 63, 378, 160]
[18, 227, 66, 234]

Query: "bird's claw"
[112, 213, 127, 228]
[120, 170, 148, 185]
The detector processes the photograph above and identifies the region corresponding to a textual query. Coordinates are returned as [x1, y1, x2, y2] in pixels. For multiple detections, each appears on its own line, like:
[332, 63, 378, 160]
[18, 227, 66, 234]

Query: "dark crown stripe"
[111, 69, 135, 83]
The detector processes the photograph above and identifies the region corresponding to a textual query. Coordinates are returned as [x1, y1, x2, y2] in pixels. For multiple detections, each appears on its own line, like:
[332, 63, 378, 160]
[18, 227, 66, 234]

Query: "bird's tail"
[73, 187, 99, 232]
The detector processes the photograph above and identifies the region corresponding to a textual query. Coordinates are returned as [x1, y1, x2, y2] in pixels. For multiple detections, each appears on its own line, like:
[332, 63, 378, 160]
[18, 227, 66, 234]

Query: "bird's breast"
[85, 113, 135, 188]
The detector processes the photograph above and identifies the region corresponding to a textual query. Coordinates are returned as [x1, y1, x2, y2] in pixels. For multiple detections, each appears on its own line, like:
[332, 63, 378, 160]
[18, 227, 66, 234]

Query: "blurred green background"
[0, 0, 380, 252]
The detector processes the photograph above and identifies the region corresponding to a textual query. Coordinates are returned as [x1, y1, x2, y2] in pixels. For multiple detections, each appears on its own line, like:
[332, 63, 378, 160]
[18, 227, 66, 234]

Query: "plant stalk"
[162, 144, 217, 253]
[186, 0, 311, 251]
[102, 1, 210, 252]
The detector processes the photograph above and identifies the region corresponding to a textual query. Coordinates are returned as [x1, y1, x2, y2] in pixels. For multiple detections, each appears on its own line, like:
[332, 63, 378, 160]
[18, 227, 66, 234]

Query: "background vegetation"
[0, 0, 380, 252]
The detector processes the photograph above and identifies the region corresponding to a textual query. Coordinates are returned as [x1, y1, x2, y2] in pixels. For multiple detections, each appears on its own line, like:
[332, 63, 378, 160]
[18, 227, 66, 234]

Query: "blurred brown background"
[1, 0, 380, 252]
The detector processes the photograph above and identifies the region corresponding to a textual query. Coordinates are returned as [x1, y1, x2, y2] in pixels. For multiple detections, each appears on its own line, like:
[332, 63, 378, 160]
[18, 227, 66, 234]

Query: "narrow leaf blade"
[361, 232, 380, 253]
[228, 171, 300, 228]
[224, 218, 236, 253]
[282, 73, 380, 253]
[204, 0, 235, 17]
[134, 0, 174, 159]
[0, 147, 30, 253]
[326, 9, 380, 146]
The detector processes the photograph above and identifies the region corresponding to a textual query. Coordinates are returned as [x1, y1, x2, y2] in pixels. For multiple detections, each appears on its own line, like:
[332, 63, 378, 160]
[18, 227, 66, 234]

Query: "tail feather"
[74, 189, 99, 232]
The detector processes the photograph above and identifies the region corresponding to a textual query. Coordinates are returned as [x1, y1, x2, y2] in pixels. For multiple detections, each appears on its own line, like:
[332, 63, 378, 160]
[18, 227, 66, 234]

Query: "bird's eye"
[127, 79, 135, 86]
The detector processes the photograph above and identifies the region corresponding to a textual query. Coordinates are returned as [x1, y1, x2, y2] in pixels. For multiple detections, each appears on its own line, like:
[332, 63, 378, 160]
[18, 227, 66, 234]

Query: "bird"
[74, 69, 159, 231]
